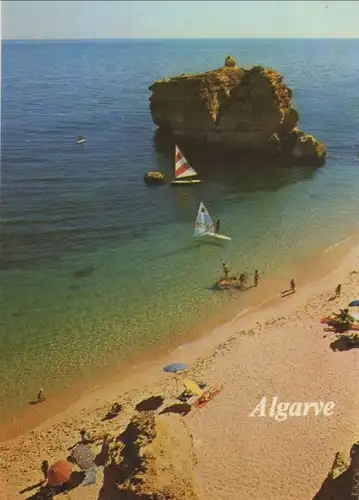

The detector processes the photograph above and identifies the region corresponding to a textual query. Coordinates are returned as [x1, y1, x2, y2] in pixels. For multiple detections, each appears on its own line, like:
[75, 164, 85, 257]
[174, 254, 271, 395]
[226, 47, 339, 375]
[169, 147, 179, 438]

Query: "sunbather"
[333, 308, 354, 323]
[104, 403, 122, 420]
[196, 385, 223, 405]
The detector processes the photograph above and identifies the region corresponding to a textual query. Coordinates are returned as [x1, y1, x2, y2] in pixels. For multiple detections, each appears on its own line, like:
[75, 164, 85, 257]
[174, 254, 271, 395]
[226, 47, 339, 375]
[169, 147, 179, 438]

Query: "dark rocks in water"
[144, 170, 166, 185]
[73, 266, 95, 279]
[103, 402, 122, 421]
[149, 56, 326, 166]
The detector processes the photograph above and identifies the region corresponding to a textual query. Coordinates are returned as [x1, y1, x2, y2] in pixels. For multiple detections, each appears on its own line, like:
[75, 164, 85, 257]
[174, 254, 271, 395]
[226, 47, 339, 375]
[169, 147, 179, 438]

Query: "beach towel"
[82, 466, 97, 486]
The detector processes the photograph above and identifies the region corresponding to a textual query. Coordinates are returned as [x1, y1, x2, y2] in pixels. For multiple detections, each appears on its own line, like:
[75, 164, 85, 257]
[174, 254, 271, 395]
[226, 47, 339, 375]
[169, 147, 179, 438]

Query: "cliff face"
[109, 412, 199, 500]
[149, 57, 326, 165]
[313, 442, 359, 500]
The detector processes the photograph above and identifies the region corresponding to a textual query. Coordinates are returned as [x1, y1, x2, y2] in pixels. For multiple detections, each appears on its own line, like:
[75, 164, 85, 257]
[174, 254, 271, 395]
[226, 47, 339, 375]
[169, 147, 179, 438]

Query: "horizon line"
[3, 36, 359, 42]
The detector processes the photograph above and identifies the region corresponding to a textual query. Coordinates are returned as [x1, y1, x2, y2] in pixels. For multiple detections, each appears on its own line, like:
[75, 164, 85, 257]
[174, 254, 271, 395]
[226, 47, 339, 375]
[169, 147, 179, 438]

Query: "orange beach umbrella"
[47, 460, 72, 486]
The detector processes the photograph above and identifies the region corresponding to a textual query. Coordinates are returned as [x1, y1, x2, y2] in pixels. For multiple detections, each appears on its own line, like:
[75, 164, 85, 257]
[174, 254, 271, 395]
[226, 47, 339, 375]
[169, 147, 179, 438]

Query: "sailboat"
[193, 202, 231, 242]
[171, 145, 202, 185]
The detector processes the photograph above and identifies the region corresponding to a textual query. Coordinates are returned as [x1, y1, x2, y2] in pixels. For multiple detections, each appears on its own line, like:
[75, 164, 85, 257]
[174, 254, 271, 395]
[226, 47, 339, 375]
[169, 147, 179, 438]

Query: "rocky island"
[149, 56, 326, 165]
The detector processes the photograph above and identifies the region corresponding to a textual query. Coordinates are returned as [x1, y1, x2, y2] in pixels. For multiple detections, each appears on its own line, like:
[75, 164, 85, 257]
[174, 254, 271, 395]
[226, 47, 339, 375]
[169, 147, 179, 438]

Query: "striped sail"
[193, 202, 214, 237]
[174, 145, 198, 179]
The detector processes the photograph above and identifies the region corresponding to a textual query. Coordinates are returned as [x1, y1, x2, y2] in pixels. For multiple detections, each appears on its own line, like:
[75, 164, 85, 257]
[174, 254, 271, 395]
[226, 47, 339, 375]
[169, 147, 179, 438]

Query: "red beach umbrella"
[47, 460, 72, 486]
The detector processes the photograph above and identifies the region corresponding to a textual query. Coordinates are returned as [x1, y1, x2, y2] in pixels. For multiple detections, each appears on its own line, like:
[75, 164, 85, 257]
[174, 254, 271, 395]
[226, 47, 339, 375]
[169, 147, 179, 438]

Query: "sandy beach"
[0, 240, 358, 500]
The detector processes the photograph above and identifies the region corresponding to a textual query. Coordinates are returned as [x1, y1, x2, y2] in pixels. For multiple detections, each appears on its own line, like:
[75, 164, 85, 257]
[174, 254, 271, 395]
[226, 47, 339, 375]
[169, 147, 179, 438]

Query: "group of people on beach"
[221, 263, 260, 287]
[219, 264, 345, 303]
[221, 263, 297, 295]
[219, 265, 347, 305]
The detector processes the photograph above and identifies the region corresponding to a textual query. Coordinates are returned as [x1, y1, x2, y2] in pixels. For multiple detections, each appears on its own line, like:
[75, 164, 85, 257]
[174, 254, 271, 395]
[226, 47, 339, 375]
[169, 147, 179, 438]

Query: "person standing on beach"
[254, 270, 260, 287]
[37, 388, 45, 403]
[239, 273, 246, 286]
[334, 284, 341, 298]
[290, 278, 296, 293]
[222, 263, 229, 280]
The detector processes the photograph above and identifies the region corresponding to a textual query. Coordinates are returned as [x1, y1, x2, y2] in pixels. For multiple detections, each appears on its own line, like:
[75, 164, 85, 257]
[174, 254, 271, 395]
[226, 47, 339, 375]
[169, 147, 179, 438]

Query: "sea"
[1, 38, 359, 430]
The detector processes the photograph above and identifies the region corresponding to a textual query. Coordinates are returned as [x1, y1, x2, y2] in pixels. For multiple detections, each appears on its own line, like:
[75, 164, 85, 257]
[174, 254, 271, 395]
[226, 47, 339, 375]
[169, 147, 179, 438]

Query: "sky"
[2, 0, 359, 40]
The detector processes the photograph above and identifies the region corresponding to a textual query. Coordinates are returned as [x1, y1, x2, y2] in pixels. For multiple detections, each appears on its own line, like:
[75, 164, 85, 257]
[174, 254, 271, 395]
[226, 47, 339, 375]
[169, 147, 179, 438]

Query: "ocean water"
[1, 39, 359, 424]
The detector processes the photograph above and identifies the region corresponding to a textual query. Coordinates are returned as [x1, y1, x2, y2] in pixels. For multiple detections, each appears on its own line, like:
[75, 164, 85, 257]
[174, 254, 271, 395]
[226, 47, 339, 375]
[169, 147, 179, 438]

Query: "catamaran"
[171, 145, 202, 185]
[193, 202, 231, 242]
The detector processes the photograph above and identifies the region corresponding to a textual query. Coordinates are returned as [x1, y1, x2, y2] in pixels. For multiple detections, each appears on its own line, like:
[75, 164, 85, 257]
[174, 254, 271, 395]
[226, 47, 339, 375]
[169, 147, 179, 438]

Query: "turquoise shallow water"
[1, 39, 359, 423]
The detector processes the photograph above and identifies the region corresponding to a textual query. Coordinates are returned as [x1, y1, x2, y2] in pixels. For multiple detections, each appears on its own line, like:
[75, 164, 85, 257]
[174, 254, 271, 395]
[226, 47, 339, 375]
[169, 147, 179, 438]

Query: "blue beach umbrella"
[163, 363, 189, 373]
[348, 299, 359, 307]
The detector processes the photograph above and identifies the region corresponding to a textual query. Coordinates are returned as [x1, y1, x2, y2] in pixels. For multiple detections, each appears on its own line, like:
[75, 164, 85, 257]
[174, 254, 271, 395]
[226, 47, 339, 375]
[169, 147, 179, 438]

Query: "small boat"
[76, 135, 86, 145]
[193, 202, 231, 242]
[171, 145, 202, 185]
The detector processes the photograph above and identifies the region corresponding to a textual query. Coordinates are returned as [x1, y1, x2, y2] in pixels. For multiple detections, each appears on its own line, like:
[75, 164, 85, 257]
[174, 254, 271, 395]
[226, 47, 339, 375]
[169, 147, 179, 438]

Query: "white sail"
[193, 202, 214, 237]
[175, 145, 198, 179]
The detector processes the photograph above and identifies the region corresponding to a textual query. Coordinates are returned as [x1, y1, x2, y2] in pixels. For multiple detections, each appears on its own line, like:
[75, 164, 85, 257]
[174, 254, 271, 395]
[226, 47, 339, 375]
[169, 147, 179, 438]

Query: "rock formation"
[149, 56, 326, 165]
[313, 441, 359, 499]
[100, 411, 199, 499]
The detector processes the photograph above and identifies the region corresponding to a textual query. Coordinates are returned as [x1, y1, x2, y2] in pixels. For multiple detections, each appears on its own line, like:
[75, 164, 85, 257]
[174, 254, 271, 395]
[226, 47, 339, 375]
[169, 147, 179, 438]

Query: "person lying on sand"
[104, 403, 122, 420]
[80, 429, 104, 448]
[196, 385, 224, 405]
[332, 308, 354, 324]
[67, 429, 107, 452]
[198, 392, 212, 403]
